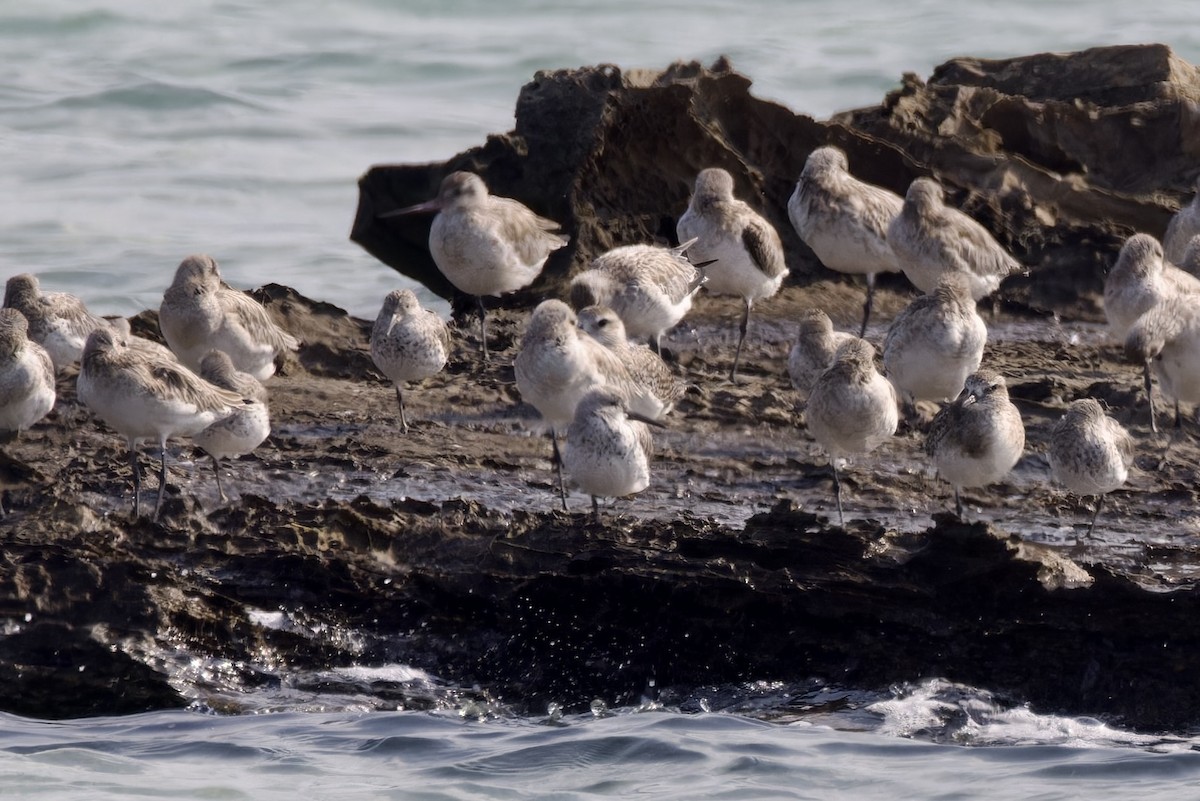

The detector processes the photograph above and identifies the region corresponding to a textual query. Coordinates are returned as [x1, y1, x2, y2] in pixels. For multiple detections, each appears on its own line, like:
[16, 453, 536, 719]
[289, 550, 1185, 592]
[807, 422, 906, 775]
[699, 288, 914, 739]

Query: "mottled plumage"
[563, 387, 658, 521]
[1049, 398, 1134, 538]
[887, 178, 1022, 300]
[576, 305, 686, 416]
[1124, 293, 1200, 433]
[159, 254, 300, 381]
[569, 240, 706, 353]
[369, 288, 451, 432]
[0, 308, 56, 438]
[193, 349, 271, 501]
[3, 273, 112, 370]
[883, 273, 987, 404]
[677, 167, 787, 380]
[381, 171, 568, 361]
[1103, 233, 1200, 342]
[1163, 175, 1200, 265]
[786, 308, 856, 395]
[924, 370, 1025, 519]
[514, 300, 659, 509]
[787, 146, 904, 336]
[805, 338, 899, 526]
[77, 327, 243, 518]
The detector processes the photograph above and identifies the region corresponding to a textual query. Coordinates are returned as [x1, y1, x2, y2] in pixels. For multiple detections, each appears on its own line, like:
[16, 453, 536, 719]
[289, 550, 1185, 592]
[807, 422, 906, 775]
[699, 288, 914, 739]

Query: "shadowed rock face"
[353, 44, 1200, 322]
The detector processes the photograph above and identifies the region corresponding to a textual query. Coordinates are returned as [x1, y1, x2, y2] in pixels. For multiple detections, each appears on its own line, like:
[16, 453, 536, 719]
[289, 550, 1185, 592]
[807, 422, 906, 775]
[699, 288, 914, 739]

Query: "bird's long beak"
[628, 410, 668, 429]
[378, 198, 442, 219]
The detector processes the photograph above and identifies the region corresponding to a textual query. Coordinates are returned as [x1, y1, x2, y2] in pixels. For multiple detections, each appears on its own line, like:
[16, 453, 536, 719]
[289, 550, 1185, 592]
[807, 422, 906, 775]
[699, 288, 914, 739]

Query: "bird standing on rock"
[0, 308, 55, 441]
[924, 370, 1025, 520]
[380, 171, 568, 362]
[787, 146, 904, 337]
[786, 308, 856, 398]
[1163, 175, 1200, 265]
[569, 239, 708, 355]
[576, 304, 687, 416]
[805, 338, 898, 526]
[1048, 398, 1134, 540]
[1103, 233, 1200, 343]
[159, 254, 300, 381]
[193, 350, 271, 502]
[3, 273, 113, 371]
[370, 288, 451, 433]
[887, 177, 1023, 304]
[677, 167, 787, 381]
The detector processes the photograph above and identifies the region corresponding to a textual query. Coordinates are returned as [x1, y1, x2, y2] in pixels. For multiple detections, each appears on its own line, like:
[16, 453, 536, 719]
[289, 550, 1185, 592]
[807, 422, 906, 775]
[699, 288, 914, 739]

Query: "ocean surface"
[5, 1, 1200, 797]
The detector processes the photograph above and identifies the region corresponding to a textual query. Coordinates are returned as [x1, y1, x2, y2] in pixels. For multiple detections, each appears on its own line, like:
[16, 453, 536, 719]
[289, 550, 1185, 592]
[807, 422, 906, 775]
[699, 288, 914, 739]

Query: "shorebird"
[787, 146, 904, 336]
[379, 171, 568, 361]
[563, 387, 663, 522]
[159, 254, 300, 381]
[569, 240, 708, 354]
[887, 177, 1023, 303]
[805, 338, 898, 526]
[193, 350, 271, 502]
[369, 288, 451, 433]
[1181, 234, 1200, 278]
[77, 327, 243, 519]
[1048, 398, 1134, 539]
[1124, 293, 1200, 434]
[576, 304, 687, 416]
[108, 316, 177, 361]
[883, 273, 987, 409]
[786, 308, 856, 397]
[677, 167, 787, 381]
[3, 273, 112, 370]
[0, 308, 55, 440]
[1163, 175, 1200, 265]
[514, 299, 659, 509]
[1103, 233, 1200, 342]
[924, 370, 1025, 520]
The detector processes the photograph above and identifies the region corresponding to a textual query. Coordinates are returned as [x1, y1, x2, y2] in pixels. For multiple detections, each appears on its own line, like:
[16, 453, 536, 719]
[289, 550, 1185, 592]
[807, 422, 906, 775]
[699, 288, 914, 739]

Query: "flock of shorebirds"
[3, 145, 1200, 533]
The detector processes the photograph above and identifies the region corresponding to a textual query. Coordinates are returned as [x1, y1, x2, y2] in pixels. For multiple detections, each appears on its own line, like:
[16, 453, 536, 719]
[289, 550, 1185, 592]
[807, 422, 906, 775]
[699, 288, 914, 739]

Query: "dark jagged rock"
[352, 44, 1200, 321]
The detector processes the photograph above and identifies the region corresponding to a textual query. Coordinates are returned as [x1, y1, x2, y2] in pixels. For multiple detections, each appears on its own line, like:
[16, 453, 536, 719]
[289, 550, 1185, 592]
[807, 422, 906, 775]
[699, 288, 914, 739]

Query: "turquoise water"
[5, 2, 1200, 795]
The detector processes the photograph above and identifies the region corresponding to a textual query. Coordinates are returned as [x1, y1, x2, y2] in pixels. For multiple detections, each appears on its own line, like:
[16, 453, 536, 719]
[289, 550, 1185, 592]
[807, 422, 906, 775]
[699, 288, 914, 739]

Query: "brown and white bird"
[924, 370, 1025, 520]
[563, 387, 662, 522]
[786, 308, 856, 398]
[0, 308, 55, 440]
[3, 273, 113, 370]
[677, 167, 787, 381]
[369, 288, 451, 432]
[887, 177, 1022, 303]
[77, 327, 244, 519]
[514, 299, 659, 509]
[159, 254, 300, 381]
[1124, 293, 1200, 434]
[576, 304, 687, 417]
[569, 240, 707, 354]
[788, 146, 904, 336]
[192, 349, 271, 502]
[1163, 175, 1200, 265]
[805, 338, 899, 526]
[380, 171, 568, 361]
[1103, 233, 1200, 343]
[1048, 398, 1134, 540]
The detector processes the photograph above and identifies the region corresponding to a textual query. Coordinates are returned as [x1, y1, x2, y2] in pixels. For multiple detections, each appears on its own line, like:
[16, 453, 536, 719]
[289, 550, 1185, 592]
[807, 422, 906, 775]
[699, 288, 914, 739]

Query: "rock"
[353, 44, 1200, 322]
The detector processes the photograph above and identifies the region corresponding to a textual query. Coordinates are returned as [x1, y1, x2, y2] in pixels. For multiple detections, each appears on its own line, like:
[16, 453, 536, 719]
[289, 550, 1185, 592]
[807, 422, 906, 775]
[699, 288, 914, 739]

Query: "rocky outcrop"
[352, 44, 1200, 320]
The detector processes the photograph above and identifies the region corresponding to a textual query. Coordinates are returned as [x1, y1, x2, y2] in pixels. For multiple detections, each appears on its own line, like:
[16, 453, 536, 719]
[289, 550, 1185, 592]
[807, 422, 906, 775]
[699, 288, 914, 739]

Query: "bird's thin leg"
[130, 440, 141, 519]
[591, 495, 600, 523]
[212, 454, 227, 502]
[395, 387, 409, 434]
[860, 274, 876, 338]
[650, 333, 661, 356]
[153, 436, 168, 520]
[1086, 494, 1106, 540]
[730, 298, 751, 382]
[1144, 361, 1158, 434]
[476, 296, 490, 363]
[831, 458, 844, 528]
[550, 429, 568, 511]
[955, 487, 964, 521]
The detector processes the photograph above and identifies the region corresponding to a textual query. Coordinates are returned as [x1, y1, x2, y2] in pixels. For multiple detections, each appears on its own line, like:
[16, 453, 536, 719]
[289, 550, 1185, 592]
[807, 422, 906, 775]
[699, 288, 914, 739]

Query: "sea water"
[3, 2, 1200, 796]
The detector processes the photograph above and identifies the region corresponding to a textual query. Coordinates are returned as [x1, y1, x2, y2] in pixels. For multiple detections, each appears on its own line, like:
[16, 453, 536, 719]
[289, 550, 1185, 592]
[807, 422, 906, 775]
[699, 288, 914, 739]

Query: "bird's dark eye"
[597, 318, 609, 327]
